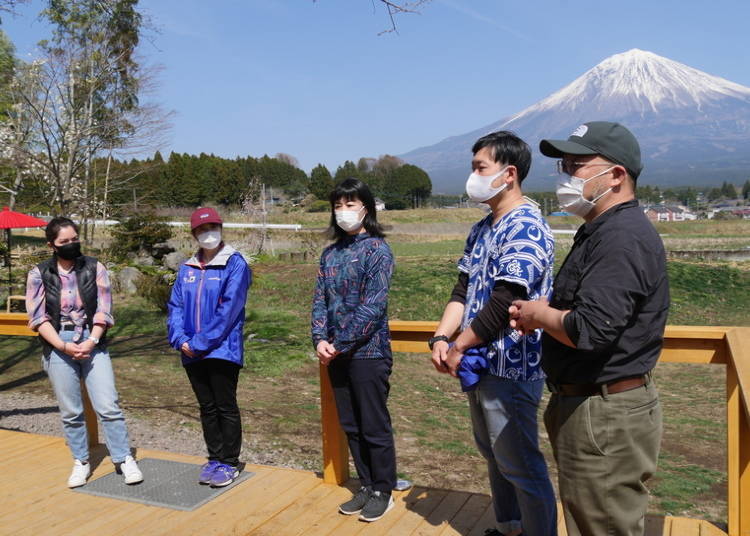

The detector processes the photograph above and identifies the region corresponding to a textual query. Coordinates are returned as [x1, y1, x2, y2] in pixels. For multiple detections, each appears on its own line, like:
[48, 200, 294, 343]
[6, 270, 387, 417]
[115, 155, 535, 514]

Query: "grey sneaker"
[359, 490, 394, 522]
[338, 486, 372, 515]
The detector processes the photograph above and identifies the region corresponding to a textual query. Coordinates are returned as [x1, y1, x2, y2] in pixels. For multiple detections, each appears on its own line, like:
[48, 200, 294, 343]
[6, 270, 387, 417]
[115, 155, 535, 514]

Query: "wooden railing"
[319, 321, 750, 536]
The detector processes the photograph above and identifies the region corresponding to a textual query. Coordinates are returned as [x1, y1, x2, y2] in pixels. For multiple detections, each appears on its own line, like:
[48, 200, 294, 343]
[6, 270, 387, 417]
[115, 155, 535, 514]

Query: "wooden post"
[81, 380, 99, 447]
[319, 363, 349, 485]
[725, 328, 750, 536]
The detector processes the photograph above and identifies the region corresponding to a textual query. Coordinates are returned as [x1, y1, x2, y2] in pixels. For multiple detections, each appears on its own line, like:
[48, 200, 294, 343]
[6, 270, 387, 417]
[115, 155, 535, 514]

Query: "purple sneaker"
[198, 460, 221, 485]
[209, 464, 240, 487]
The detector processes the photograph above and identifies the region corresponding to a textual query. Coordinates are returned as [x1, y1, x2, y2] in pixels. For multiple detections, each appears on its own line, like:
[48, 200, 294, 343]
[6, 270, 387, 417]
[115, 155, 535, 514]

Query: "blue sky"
[4, 0, 750, 174]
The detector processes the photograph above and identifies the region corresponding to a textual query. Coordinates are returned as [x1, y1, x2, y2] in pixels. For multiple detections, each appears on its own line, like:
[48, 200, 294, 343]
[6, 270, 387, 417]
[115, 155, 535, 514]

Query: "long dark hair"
[327, 178, 385, 241]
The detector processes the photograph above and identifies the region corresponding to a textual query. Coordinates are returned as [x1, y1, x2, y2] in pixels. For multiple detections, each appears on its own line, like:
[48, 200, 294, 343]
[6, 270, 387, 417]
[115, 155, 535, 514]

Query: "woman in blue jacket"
[311, 178, 397, 523]
[167, 207, 251, 487]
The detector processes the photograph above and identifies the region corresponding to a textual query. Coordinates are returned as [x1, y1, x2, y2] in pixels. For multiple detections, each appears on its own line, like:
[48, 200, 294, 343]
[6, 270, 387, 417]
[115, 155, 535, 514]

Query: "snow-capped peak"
[501, 49, 750, 125]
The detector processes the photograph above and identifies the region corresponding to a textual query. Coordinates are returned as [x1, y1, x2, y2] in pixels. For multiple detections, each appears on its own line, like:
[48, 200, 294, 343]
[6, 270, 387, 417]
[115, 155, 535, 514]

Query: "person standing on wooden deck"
[430, 131, 558, 536]
[26, 217, 144, 488]
[509, 122, 668, 536]
[167, 207, 251, 488]
[311, 178, 397, 523]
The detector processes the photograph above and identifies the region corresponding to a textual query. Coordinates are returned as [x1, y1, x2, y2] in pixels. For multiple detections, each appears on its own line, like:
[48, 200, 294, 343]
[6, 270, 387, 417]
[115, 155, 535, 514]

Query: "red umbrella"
[0, 206, 48, 293]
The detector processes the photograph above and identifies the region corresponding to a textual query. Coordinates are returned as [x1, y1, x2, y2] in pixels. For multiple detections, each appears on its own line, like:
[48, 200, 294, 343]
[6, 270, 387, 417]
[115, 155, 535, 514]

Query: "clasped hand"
[508, 297, 548, 335]
[316, 340, 339, 366]
[63, 339, 96, 360]
[430, 341, 463, 378]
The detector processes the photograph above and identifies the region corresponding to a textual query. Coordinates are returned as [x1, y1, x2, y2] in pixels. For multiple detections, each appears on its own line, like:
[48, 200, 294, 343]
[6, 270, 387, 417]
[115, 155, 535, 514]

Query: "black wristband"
[428, 335, 449, 350]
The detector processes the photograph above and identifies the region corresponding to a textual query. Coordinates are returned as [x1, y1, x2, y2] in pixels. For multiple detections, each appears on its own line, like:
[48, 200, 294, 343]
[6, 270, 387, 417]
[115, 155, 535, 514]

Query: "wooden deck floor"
[0, 430, 726, 536]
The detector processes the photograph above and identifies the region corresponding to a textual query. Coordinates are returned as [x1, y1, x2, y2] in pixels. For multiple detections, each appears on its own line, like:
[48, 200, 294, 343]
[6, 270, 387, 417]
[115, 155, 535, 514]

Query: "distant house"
[643, 205, 696, 222]
[374, 198, 386, 211]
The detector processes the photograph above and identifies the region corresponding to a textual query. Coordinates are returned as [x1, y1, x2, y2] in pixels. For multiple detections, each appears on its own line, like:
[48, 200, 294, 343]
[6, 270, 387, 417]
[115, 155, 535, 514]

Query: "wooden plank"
[0, 433, 61, 458]
[248, 480, 337, 535]
[0, 312, 35, 336]
[466, 501, 496, 536]
[659, 348, 726, 364]
[224, 473, 324, 535]
[726, 327, 750, 428]
[727, 362, 742, 536]
[143, 469, 286, 536]
[667, 516, 702, 535]
[725, 328, 750, 536]
[556, 502, 570, 535]
[438, 493, 492, 536]
[49, 499, 148, 536]
[320, 362, 349, 485]
[663, 326, 730, 339]
[278, 483, 354, 536]
[389, 320, 440, 332]
[392, 340, 431, 353]
[387, 487, 449, 536]
[411, 490, 471, 535]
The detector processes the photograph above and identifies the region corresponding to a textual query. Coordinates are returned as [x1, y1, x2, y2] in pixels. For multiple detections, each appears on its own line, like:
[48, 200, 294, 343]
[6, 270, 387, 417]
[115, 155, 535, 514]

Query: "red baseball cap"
[190, 207, 223, 230]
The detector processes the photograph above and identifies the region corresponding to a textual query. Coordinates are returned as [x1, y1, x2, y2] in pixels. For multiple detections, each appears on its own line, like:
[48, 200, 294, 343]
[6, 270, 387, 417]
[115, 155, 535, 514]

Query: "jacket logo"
[185, 275, 196, 283]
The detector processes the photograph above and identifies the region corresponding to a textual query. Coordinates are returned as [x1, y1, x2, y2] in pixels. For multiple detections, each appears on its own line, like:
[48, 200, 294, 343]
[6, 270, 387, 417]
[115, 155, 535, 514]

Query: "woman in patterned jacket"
[311, 178, 397, 523]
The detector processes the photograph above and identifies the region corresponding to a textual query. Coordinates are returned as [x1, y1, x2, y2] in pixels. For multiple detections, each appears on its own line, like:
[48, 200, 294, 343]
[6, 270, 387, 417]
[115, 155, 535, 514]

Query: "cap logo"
[200, 213, 209, 219]
[570, 125, 588, 138]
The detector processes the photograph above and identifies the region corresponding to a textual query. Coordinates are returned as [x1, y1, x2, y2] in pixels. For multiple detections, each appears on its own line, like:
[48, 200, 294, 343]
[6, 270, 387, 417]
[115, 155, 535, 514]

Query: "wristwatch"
[87, 335, 100, 344]
[428, 335, 449, 350]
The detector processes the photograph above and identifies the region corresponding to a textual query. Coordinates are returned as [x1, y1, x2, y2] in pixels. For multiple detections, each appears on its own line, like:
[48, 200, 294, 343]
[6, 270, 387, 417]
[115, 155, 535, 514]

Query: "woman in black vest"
[25, 217, 143, 488]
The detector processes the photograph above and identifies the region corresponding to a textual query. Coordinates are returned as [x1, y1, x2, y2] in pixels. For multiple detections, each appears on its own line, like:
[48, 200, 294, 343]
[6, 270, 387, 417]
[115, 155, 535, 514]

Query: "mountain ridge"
[400, 49, 750, 193]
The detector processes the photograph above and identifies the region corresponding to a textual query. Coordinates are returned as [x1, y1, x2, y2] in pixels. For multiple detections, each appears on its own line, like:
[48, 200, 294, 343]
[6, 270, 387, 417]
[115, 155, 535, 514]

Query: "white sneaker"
[121, 455, 143, 485]
[67, 459, 90, 488]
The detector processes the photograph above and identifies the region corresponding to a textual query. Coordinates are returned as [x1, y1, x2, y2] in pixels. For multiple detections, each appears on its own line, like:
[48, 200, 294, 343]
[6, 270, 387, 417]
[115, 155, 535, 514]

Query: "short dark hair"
[472, 130, 532, 183]
[45, 217, 79, 243]
[327, 178, 385, 241]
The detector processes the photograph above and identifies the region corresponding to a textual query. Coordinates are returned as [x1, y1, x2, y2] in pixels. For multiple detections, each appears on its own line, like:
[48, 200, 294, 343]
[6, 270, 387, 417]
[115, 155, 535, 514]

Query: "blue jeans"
[468, 375, 557, 536]
[43, 328, 132, 463]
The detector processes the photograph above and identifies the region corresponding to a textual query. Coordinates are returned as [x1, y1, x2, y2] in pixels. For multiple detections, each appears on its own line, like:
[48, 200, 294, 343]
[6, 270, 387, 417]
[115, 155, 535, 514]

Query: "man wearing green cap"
[508, 121, 669, 536]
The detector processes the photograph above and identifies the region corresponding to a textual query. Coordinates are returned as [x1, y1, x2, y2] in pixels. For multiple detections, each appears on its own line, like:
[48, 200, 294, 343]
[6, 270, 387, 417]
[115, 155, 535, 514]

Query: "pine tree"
[310, 164, 334, 200]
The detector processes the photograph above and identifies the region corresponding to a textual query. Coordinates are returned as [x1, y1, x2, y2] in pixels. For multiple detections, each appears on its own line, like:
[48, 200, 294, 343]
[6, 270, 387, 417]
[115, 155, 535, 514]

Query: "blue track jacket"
[167, 244, 251, 366]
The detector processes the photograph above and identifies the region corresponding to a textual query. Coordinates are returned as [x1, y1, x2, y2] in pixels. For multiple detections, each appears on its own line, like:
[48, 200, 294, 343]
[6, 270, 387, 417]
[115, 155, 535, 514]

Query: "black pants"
[185, 358, 242, 466]
[328, 356, 396, 493]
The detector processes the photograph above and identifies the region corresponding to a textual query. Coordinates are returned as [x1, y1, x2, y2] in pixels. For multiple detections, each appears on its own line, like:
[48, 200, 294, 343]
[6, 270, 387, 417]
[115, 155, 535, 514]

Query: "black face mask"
[54, 241, 82, 261]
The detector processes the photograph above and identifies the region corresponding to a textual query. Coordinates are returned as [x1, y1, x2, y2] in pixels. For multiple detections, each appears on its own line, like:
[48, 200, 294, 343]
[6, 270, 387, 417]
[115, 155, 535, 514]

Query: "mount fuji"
[399, 49, 750, 192]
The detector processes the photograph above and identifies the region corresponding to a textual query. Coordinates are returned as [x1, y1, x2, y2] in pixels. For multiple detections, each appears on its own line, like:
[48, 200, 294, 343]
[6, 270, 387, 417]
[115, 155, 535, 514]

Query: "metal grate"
[73, 458, 254, 511]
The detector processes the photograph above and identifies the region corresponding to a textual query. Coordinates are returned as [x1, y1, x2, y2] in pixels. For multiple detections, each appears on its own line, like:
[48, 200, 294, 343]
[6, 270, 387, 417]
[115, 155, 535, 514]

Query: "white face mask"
[197, 230, 222, 249]
[465, 166, 509, 203]
[556, 167, 615, 218]
[335, 207, 365, 232]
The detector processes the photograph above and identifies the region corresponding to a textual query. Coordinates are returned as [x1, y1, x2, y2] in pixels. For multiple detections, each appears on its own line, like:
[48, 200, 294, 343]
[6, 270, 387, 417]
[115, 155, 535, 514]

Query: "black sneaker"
[359, 490, 394, 522]
[339, 486, 372, 515]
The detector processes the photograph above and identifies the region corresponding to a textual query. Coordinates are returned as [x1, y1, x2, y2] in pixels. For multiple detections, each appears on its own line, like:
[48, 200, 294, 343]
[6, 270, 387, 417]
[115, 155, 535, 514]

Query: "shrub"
[135, 272, 175, 313]
[307, 200, 330, 213]
[109, 213, 173, 261]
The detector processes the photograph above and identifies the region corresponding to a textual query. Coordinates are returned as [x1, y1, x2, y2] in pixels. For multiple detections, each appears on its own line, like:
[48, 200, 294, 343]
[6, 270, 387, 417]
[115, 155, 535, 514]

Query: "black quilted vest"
[37, 255, 102, 355]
